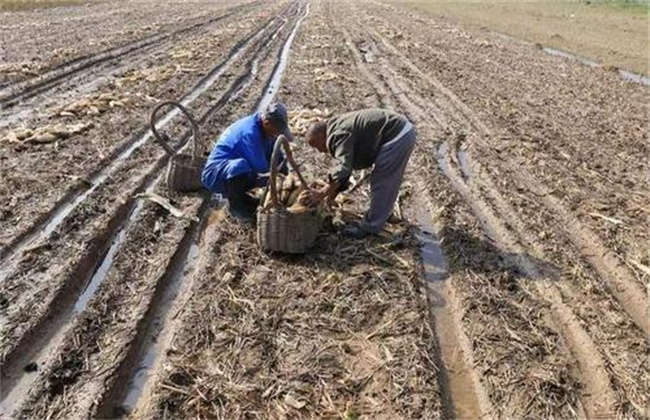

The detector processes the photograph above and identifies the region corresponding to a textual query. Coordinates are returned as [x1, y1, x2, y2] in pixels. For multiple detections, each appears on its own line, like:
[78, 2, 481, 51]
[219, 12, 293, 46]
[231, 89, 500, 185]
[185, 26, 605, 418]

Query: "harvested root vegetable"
[286, 186, 303, 206]
[29, 132, 58, 144]
[286, 203, 312, 214]
[260, 175, 323, 214]
[280, 172, 298, 203]
[14, 128, 33, 140]
[59, 92, 132, 117]
[288, 108, 332, 136]
[1, 122, 92, 145]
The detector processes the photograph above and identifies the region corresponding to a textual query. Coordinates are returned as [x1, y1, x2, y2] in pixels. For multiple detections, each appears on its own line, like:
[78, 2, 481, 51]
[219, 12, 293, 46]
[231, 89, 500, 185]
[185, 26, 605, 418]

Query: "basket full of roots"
[257, 135, 323, 254]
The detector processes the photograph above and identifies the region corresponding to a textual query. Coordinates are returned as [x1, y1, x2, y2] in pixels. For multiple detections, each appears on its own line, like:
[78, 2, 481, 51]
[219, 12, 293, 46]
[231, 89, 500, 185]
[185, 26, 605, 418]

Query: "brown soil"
[0, 1, 286, 251]
[1, 0, 648, 419]
[0, 1, 255, 84]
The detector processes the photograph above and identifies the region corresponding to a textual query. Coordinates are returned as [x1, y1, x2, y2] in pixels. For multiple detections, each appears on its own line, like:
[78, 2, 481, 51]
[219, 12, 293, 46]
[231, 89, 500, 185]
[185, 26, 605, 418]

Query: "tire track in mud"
[348, 8, 649, 417]
[1, 4, 309, 417]
[360, 12, 649, 338]
[0, 5, 288, 278]
[442, 141, 650, 418]
[0, 6, 298, 414]
[436, 142, 617, 418]
[0, 1, 260, 109]
[407, 193, 493, 420]
[377, 65, 590, 417]
[332, 8, 491, 419]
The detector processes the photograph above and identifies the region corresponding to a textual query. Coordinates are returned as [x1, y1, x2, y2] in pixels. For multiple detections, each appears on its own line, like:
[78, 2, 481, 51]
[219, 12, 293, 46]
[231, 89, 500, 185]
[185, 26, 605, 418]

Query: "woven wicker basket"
[150, 101, 206, 193]
[257, 136, 321, 254]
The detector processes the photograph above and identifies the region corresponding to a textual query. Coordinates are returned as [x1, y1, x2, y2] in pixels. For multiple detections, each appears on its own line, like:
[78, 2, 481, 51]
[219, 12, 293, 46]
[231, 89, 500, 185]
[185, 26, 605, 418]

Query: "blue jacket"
[202, 113, 282, 195]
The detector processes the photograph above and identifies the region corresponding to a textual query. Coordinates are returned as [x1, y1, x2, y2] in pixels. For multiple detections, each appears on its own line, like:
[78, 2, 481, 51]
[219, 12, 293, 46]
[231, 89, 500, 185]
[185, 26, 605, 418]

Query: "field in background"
[0, 0, 84, 11]
[398, 0, 649, 74]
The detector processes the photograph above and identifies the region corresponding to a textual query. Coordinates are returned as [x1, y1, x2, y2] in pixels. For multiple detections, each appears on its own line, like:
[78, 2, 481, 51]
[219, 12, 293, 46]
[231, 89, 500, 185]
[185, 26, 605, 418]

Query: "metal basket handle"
[264, 135, 310, 209]
[149, 101, 201, 161]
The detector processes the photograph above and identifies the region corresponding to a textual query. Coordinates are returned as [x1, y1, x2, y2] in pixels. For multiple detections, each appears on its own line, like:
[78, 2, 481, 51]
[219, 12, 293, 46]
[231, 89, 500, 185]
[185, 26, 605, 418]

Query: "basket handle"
[149, 101, 201, 160]
[266, 135, 310, 209]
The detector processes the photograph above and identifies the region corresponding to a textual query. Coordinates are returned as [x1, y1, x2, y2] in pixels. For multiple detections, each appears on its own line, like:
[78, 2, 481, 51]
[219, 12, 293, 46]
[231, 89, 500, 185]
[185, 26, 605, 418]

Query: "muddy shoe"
[341, 223, 369, 240]
[387, 213, 402, 224]
[228, 204, 255, 224]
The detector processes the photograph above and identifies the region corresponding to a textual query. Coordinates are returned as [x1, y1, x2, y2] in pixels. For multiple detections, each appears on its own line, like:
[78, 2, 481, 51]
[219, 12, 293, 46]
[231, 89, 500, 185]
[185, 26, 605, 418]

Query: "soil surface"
[402, 0, 649, 75]
[1, 0, 648, 419]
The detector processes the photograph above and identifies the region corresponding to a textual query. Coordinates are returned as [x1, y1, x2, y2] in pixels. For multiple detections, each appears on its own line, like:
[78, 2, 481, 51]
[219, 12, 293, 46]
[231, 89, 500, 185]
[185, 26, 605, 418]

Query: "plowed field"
[1, 1, 648, 419]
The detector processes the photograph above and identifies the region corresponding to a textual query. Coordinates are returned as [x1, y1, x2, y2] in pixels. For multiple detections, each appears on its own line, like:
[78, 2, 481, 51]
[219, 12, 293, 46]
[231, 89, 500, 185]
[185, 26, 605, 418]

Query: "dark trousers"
[227, 174, 259, 219]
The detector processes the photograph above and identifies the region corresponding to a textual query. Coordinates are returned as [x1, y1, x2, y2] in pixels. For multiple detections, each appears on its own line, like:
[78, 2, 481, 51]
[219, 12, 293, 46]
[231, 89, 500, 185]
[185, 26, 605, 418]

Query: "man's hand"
[307, 181, 339, 207]
[307, 187, 328, 207]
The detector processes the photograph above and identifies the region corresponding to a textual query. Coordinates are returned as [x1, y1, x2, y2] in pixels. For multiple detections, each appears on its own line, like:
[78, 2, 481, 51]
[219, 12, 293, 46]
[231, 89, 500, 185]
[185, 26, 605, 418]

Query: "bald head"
[306, 120, 327, 153]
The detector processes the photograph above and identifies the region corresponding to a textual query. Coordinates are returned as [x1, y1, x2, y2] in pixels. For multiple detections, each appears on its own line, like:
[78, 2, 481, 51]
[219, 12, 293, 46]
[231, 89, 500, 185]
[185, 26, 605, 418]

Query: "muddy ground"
[1, 0, 648, 419]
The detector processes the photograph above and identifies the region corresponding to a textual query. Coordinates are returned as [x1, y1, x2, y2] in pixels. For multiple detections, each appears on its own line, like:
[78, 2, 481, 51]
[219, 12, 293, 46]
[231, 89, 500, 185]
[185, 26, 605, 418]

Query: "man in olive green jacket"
[306, 108, 416, 239]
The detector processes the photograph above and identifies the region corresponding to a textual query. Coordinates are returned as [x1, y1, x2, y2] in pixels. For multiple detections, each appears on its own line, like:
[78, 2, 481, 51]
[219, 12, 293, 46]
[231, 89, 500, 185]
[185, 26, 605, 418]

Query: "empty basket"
[150, 101, 206, 193]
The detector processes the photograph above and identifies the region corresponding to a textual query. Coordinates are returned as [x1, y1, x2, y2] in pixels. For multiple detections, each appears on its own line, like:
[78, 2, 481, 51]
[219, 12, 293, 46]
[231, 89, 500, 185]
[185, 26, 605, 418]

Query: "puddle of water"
[619, 70, 650, 86]
[74, 174, 159, 313]
[410, 198, 482, 419]
[436, 142, 451, 175]
[0, 312, 71, 415]
[542, 47, 600, 68]
[457, 149, 472, 181]
[74, 225, 129, 313]
[119, 239, 202, 416]
[257, 2, 310, 111]
[414, 205, 448, 285]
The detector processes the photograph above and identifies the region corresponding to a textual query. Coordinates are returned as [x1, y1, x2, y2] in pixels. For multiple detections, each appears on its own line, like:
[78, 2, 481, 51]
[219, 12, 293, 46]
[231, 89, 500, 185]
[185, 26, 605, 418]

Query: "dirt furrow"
[0, 1, 259, 108]
[364, 17, 650, 338]
[3, 5, 303, 417]
[0, 1, 254, 86]
[0, 4, 290, 262]
[363, 2, 650, 289]
[349, 6, 649, 417]
[0, 8, 297, 409]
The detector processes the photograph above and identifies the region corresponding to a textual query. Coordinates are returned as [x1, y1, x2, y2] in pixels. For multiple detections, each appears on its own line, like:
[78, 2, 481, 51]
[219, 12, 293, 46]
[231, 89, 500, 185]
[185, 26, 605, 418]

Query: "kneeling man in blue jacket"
[202, 102, 292, 221]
